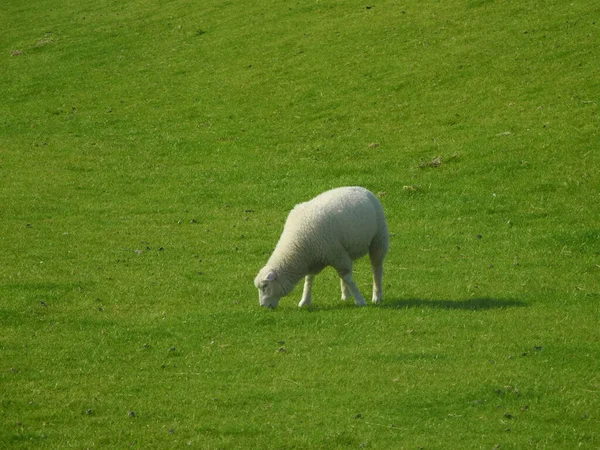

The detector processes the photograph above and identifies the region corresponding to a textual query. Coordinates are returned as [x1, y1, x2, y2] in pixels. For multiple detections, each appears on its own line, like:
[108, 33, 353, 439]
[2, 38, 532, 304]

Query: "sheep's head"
[254, 269, 284, 308]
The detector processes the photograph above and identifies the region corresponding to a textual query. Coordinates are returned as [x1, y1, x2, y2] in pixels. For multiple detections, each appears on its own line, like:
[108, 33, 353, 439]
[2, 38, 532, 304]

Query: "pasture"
[1, 0, 598, 448]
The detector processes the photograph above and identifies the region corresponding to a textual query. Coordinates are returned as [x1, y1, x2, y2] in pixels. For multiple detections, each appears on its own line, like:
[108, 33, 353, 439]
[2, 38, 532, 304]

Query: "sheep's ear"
[265, 271, 277, 281]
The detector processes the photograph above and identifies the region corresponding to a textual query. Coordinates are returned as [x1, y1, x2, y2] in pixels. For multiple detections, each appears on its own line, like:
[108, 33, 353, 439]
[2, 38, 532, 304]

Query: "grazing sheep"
[254, 186, 388, 308]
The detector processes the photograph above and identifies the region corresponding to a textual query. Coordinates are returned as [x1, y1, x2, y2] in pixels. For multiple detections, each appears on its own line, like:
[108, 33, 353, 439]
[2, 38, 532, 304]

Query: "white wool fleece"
[254, 186, 388, 308]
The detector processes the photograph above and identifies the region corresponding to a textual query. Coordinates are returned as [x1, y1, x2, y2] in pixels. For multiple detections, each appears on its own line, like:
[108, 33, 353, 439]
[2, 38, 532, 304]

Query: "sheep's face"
[254, 269, 284, 308]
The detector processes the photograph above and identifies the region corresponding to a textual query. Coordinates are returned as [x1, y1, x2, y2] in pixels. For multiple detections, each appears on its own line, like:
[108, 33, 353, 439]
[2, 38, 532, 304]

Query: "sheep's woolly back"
[265, 186, 387, 286]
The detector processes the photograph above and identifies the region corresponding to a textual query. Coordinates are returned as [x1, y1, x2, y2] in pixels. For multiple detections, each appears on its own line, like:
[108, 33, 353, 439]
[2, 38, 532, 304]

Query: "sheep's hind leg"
[371, 263, 383, 304]
[335, 265, 366, 307]
[340, 279, 352, 301]
[298, 275, 314, 307]
[339, 274, 366, 306]
[369, 240, 386, 304]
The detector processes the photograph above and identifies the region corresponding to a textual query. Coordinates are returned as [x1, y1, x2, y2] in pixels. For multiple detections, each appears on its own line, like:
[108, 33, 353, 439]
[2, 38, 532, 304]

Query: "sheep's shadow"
[302, 297, 527, 311]
[379, 297, 527, 311]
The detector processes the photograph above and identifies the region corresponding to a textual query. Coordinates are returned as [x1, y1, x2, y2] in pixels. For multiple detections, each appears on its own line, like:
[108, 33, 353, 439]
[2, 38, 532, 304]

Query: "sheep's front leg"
[298, 275, 314, 307]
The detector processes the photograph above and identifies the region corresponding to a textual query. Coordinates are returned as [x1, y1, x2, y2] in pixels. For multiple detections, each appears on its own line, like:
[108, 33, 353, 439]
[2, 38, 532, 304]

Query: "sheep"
[254, 186, 388, 308]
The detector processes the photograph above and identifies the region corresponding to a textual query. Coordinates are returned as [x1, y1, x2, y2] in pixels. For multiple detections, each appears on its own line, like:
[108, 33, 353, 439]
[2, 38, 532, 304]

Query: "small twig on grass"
[418, 156, 443, 169]
[418, 154, 458, 169]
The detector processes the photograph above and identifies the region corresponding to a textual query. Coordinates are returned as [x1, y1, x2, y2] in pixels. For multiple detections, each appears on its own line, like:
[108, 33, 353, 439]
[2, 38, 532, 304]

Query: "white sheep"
[254, 186, 389, 308]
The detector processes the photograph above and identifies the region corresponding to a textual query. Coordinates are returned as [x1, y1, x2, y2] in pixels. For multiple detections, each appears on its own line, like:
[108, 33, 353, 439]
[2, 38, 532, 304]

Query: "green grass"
[1, 0, 599, 448]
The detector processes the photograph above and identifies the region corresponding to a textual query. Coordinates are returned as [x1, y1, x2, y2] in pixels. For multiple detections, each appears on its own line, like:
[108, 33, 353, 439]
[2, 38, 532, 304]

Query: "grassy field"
[1, 0, 599, 448]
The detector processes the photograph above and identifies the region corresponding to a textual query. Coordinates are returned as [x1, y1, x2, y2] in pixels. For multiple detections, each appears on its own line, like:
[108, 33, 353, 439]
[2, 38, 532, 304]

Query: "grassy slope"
[1, 0, 599, 448]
